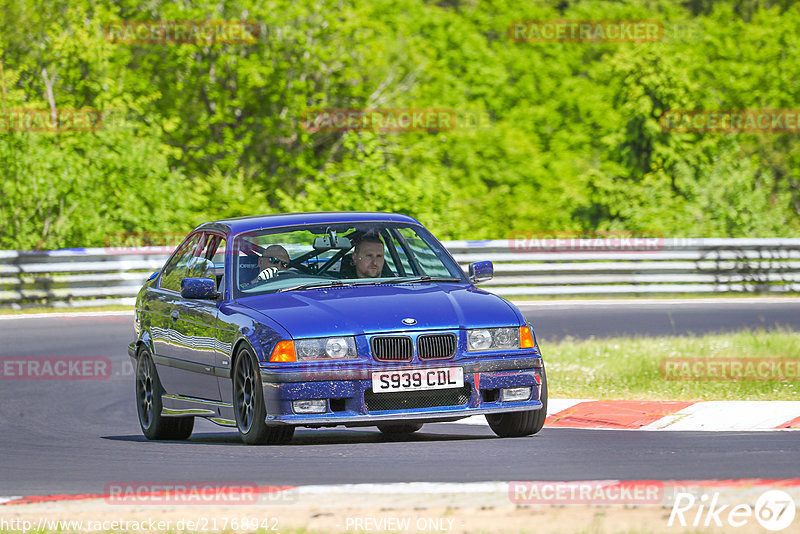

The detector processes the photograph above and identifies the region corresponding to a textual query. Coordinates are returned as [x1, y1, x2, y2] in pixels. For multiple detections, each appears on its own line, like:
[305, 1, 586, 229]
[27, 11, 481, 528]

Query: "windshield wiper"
[379, 275, 462, 284]
[277, 279, 348, 292]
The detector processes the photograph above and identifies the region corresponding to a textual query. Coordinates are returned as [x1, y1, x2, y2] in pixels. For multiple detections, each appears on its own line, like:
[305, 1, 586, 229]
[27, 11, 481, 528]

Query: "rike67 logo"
[668, 489, 796, 531]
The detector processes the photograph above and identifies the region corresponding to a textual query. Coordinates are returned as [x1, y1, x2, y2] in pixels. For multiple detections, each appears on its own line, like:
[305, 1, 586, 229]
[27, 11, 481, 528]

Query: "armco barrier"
[447, 237, 800, 296]
[0, 247, 170, 308]
[1, 239, 799, 308]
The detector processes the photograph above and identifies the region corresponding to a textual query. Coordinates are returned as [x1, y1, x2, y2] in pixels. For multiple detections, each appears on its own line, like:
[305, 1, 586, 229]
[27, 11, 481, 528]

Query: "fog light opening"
[500, 387, 532, 402]
[292, 399, 327, 414]
[330, 398, 347, 412]
[482, 389, 500, 403]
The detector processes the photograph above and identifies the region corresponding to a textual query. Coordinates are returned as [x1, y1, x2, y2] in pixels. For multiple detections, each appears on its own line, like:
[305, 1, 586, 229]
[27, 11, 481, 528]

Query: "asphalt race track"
[1, 299, 799, 497]
[517, 298, 800, 340]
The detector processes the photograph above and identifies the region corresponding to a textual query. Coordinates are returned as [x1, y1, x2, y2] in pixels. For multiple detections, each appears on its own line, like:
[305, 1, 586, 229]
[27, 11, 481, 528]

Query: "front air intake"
[370, 336, 413, 362]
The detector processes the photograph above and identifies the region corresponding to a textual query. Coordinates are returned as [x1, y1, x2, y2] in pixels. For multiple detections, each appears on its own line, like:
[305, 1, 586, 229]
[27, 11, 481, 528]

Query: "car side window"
[204, 235, 227, 292]
[160, 233, 203, 292]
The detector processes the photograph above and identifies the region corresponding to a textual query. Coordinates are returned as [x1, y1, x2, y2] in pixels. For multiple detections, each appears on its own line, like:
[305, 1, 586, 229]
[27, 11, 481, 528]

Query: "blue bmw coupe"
[129, 212, 547, 444]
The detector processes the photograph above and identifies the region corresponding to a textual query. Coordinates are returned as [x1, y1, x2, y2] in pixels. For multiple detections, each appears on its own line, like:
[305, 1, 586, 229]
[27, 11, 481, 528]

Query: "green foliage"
[1, 0, 799, 249]
[0, 118, 193, 249]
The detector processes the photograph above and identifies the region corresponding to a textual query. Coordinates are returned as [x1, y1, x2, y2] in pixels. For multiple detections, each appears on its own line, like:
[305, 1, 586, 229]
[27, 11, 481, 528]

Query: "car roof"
[194, 211, 423, 236]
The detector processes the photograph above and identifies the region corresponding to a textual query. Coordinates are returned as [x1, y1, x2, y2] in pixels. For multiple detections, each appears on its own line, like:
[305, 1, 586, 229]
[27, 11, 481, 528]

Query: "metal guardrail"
[447, 238, 800, 296]
[0, 248, 170, 308]
[1, 238, 799, 308]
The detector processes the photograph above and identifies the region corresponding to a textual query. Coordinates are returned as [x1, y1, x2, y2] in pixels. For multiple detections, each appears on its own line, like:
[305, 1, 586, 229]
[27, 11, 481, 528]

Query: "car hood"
[238, 283, 522, 338]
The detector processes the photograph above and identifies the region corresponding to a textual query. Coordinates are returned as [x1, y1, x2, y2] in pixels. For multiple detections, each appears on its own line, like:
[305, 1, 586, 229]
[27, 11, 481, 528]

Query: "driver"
[252, 244, 291, 282]
[353, 235, 385, 278]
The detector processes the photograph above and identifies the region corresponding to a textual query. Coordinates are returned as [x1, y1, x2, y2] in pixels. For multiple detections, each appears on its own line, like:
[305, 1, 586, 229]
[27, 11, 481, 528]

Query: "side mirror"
[181, 278, 219, 299]
[468, 261, 493, 284]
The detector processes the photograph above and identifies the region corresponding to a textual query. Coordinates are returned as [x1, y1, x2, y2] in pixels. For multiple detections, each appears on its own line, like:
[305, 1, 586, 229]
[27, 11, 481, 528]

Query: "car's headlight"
[466, 327, 522, 351]
[294, 337, 357, 361]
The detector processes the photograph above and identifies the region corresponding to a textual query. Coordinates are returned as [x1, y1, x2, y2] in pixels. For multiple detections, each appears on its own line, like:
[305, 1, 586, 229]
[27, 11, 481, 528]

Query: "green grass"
[544, 329, 800, 400]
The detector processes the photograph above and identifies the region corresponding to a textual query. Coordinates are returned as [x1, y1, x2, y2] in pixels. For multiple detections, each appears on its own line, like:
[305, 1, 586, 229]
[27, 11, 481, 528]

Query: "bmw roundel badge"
[402, 318, 417, 325]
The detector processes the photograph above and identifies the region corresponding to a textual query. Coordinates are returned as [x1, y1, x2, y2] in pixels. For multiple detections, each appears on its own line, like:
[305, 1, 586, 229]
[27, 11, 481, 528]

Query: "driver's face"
[354, 242, 384, 278]
[259, 246, 290, 271]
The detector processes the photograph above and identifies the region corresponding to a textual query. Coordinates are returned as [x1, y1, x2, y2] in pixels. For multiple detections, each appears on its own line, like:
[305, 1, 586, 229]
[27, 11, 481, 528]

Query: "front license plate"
[371, 367, 464, 393]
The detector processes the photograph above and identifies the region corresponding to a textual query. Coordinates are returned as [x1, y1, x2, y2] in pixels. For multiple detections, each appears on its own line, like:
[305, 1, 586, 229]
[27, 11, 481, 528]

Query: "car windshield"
[232, 222, 466, 296]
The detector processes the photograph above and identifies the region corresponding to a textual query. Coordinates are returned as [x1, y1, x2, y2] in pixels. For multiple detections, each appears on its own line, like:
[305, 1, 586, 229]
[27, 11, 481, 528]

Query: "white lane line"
[0, 311, 134, 320]
[546, 398, 592, 416]
[643, 401, 800, 431]
[455, 400, 800, 431]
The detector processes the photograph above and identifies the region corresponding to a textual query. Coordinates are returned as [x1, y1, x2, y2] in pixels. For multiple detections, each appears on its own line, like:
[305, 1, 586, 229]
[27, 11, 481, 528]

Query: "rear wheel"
[136, 347, 194, 440]
[377, 423, 423, 435]
[233, 346, 294, 445]
[486, 370, 547, 438]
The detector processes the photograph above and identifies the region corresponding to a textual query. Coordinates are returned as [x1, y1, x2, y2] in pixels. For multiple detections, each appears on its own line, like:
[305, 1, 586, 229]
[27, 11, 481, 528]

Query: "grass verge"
[545, 329, 800, 401]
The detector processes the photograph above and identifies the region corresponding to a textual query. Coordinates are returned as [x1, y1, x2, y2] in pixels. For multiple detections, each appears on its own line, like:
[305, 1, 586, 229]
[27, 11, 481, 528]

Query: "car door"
[166, 233, 232, 401]
[150, 232, 219, 400]
[149, 232, 202, 396]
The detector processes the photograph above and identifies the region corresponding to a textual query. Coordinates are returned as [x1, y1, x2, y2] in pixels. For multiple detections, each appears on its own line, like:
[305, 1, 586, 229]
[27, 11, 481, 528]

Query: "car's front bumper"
[258, 356, 545, 427]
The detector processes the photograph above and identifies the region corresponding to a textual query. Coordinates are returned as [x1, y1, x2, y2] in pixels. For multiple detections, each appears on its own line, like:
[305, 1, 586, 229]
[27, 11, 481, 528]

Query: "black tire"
[136, 347, 194, 440]
[233, 346, 294, 445]
[486, 369, 548, 438]
[377, 423, 423, 435]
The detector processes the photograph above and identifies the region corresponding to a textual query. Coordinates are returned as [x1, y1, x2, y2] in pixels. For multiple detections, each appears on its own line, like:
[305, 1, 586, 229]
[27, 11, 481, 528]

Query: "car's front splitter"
[263, 402, 544, 427]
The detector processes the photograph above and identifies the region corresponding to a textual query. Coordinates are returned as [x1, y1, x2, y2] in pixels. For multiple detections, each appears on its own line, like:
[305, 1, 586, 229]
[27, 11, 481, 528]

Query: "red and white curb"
[456, 399, 800, 431]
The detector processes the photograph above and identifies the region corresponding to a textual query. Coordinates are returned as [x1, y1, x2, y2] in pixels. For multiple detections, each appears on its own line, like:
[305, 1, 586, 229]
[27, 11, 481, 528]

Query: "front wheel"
[486, 369, 548, 438]
[136, 347, 194, 440]
[233, 346, 294, 445]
